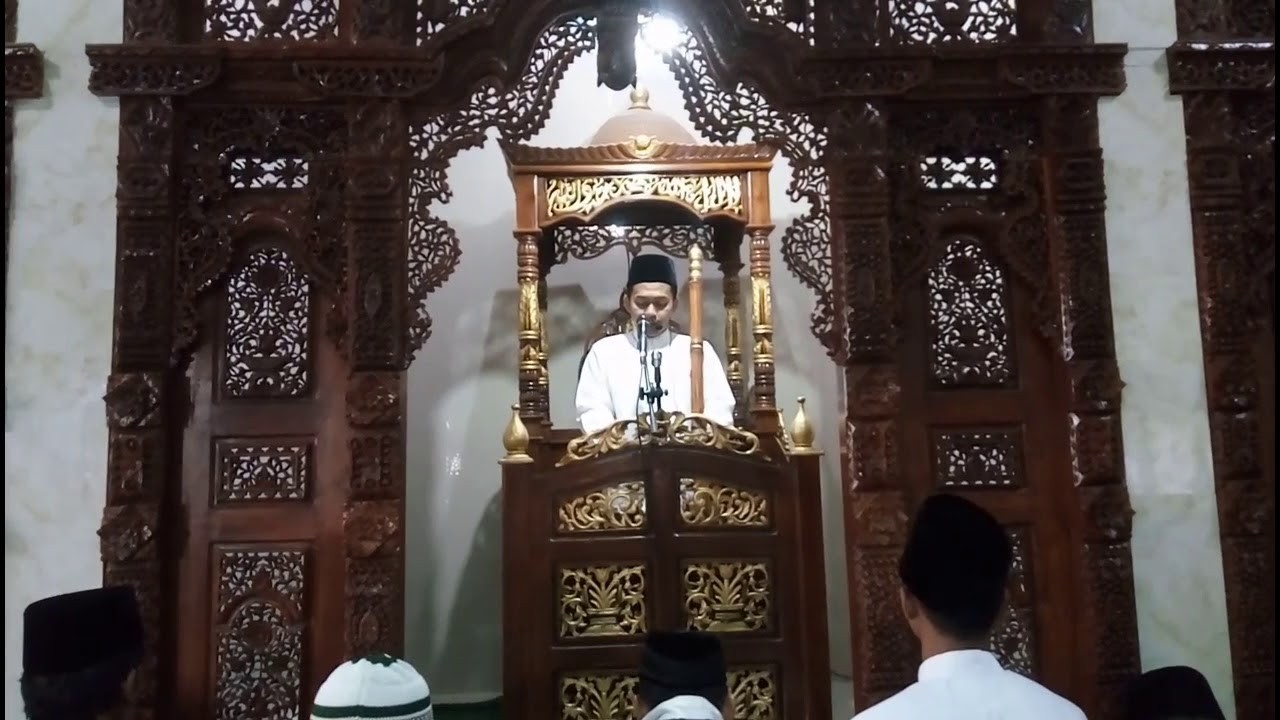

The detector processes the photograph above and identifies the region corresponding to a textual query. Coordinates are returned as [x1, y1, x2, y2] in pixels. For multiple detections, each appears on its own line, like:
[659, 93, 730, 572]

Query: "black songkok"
[898, 494, 1012, 631]
[1126, 666, 1225, 720]
[23, 586, 144, 679]
[639, 631, 728, 698]
[627, 254, 678, 291]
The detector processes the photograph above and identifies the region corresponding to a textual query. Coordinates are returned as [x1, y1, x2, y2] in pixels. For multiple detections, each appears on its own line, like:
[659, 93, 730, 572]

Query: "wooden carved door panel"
[899, 232, 1079, 697]
[176, 243, 348, 718]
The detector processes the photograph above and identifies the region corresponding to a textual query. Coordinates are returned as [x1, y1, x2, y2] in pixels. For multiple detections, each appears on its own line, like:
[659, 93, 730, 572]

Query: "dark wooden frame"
[82, 1, 1141, 717]
[4, 0, 44, 291]
[1167, 3, 1276, 718]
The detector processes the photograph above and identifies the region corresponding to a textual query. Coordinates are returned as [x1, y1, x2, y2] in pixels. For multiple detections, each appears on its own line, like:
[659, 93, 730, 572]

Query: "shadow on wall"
[434, 490, 504, 694]
[405, 215, 517, 700]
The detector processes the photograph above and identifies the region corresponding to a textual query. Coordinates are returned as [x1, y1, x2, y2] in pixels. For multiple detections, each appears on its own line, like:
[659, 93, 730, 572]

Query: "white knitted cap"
[311, 654, 433, 720]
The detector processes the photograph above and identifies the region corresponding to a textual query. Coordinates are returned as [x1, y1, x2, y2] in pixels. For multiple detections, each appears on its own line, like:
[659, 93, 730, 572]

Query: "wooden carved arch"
[86, 1, 1140, 717]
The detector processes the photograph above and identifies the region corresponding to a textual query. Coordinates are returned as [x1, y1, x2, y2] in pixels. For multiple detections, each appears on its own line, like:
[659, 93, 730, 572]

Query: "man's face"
[627, 282, 676, 335]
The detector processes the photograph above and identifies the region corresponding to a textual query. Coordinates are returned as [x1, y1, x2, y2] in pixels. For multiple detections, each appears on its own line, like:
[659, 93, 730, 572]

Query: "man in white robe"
[853, 494, 1086, 720]
[576, 254, 736, 433]
[635, 631, 734, 720]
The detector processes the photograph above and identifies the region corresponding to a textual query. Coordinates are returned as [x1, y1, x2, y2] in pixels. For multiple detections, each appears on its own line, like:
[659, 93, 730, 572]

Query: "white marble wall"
[0, 3, 1237, 719]
[3, 2, 122, 718]
[1096, 1, 1236, 717]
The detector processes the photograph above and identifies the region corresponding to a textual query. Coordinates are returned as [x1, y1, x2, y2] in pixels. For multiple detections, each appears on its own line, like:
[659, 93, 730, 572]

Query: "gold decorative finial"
[689, 244, 703, 281]
[789, 396, 819, 455]
[500, 404, 534, 464]
[629, 85, 651, 110]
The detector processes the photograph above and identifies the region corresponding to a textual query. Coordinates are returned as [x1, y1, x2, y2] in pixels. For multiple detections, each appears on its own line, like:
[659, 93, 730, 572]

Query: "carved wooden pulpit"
[496, 90, 832, 720]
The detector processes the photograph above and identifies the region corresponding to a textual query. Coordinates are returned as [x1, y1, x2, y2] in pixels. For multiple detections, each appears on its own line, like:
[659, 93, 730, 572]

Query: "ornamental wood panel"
[174, 244, 349, 717]
[898, 226, 1080, 700]
[85, 1, 1140, 717]
[1168, 2, 1276, 717]
[502, 446, 827, 720]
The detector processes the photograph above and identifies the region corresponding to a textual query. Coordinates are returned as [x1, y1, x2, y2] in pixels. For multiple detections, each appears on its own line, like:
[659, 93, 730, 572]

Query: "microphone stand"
[636, 318, 658, 439]
[635, 319, 670, 440]
[649, 351, 666, 421]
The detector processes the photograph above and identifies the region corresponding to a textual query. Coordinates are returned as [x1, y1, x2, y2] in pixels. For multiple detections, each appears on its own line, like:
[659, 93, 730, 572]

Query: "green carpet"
[435, 698, 501, 720]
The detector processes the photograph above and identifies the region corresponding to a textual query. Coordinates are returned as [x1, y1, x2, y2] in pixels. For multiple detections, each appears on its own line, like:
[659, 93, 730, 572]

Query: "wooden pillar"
[829, 100, 916, 709]
[1041, 95, 1140, 717]
[715, 225, 747, 424]
[99, 93, 175, 719]
[746, 168, 778, 431]
[343, 98, 409, 659]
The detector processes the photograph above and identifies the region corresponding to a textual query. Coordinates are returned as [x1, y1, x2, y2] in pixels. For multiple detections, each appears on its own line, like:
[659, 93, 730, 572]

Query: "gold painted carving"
[558, 413, 762, 467]
[538, 306, 550, 389]
[751, 274, 774, 363]
[683, 560, 772, 633]
[518, 278, 542, 377]
[559, 564, 647, 639]
[557, 481, 647, 533]
[729, 667, 779, 720]
[678, 477, 770, 527]
[545, 175, 744, 219]
[559, 673, 638, 720]
[725, 308, 744, 389]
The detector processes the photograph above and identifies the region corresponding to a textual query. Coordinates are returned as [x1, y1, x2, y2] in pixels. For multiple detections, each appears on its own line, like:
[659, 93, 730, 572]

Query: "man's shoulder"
[589, 333, 630, 353]
[850, 684, 925, 720]
[1003, 673, 1087, 718]
[849, 673, 1086, 720]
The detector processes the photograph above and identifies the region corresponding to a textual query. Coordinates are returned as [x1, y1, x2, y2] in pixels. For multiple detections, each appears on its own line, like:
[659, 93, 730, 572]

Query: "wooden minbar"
[496, 89, 832, 720]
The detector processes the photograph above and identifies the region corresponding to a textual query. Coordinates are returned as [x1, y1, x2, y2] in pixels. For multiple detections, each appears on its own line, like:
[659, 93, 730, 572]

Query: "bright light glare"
[637, 13, 684, 54]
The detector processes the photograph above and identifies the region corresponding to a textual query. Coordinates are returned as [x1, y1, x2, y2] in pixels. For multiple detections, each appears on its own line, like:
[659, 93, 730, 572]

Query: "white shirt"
[575, 331, 737, 433]
[640, 695, 723, 720]
[852, 650, 1085, 720]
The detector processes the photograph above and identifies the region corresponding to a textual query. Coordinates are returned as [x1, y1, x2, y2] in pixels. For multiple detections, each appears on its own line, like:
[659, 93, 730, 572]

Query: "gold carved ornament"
[559, 673, 638, 720]
[750, 274, 774, 362]
[557, 481, 647, 533]
[517, 279, 542, 379]
[559, 564, 647, 639]
[499, 404, 532, 464]
[683, 560, 772, 633]
[729, 667, 779, 720]
[679, 477, 770, 527]
[557, 413, 763, 467]
[557, 669, 776, 720]
[545, 174, 744, 219]
[788, 396, 818, 455]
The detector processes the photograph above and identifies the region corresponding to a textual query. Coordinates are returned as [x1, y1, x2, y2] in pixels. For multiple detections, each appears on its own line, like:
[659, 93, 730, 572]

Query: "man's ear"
[899, 586, 920, 623]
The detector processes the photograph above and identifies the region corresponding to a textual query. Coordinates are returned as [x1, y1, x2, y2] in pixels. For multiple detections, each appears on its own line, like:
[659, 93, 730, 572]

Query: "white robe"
[640, 696, 724, 720]
[851, 650, 1085, 720]
[575, 331, 737, 433]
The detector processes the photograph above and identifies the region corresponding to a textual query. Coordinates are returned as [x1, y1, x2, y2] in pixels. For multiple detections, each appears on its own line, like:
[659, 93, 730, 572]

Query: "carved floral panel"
[204, 0, 339, 42]
[927, 236, 1016, 388]
[213, 548, 307, 720]
[221, 246, 312, 400]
